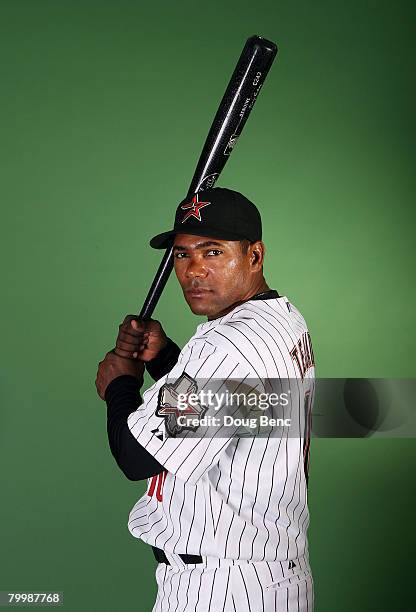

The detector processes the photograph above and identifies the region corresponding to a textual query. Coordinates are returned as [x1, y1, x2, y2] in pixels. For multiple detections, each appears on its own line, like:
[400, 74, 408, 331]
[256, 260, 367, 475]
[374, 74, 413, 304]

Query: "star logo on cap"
[180, 194, 211, 223]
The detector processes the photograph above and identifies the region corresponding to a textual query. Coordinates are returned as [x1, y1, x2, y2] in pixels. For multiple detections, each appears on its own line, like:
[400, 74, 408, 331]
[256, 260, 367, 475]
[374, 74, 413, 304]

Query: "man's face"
[173, 233, 255, 319]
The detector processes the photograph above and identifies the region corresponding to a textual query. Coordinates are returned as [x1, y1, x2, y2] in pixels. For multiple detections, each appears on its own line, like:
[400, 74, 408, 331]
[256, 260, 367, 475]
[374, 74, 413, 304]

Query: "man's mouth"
[186, 288, 212, 298]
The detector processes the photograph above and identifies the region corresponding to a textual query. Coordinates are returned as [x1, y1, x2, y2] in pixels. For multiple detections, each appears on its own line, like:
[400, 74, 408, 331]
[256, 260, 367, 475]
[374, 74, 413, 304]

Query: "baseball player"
[95, 187, 315, 611]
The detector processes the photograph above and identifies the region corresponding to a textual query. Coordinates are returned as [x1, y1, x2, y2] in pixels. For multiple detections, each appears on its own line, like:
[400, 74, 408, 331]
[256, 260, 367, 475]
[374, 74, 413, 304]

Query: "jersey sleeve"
[126, 338, 255, 485]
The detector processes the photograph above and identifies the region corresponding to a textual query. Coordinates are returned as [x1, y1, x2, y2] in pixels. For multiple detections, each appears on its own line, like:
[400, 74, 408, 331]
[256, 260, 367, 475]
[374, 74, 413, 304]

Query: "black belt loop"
[151, 545, 203, 565]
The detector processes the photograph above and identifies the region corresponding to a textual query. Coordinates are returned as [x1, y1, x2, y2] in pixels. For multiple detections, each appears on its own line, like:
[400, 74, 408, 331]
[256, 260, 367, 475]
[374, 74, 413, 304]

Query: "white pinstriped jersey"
[127, 295, 315, 563]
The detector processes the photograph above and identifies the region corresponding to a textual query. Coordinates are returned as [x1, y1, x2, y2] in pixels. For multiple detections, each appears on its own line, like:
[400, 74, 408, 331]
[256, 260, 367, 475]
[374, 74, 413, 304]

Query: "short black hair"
[240, 239, 255, 254]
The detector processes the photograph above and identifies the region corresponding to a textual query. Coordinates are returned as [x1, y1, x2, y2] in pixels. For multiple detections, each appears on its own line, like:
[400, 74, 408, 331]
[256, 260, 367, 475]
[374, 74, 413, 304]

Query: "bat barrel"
[188, 35, 278, 194]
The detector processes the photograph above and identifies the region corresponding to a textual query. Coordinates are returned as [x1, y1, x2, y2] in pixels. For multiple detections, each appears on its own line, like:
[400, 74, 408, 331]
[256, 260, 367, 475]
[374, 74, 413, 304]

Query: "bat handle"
[138, 246, 174, 320]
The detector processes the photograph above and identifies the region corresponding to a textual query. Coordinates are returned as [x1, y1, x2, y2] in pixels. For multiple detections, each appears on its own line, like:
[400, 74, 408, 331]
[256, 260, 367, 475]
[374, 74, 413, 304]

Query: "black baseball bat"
[139, 35, 278, 320]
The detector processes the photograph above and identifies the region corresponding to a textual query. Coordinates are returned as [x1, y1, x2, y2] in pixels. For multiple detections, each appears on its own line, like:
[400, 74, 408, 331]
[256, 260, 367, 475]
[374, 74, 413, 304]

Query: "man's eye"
[207, 250, 223, 256]
[174, 252, 188, 259]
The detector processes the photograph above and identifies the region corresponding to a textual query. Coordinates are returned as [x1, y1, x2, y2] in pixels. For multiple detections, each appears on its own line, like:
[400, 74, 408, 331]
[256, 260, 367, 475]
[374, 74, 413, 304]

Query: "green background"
[1, 0, 415, 610]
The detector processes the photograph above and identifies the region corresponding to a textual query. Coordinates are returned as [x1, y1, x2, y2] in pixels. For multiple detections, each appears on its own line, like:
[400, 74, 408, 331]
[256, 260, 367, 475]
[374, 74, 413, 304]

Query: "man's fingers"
[122, 314, 139, 325]
[115, 333, 148, 355]
[118, 327, 148, 343]
[117, 331, 142, 347]
[117, 330, 148, 349]
[121, 315, 147, 333]
[113, 346, 140, 360]
[120, 315, 161, 335]
[116, 340, 147, 356]
[115, 315, 156, 360]
[119, 321, 145, 337]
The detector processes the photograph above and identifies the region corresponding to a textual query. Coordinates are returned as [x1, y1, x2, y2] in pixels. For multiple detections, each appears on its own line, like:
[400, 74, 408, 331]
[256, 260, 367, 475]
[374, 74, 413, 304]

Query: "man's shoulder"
[178, 296, 311, 370]
[181, 323, 243, 360]
[218, 296, 310, 336]
[176, 319, 255, 371]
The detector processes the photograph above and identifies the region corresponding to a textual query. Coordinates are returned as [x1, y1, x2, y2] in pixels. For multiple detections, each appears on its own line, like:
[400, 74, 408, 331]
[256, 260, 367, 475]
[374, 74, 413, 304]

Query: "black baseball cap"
[149, 187, 262, 249]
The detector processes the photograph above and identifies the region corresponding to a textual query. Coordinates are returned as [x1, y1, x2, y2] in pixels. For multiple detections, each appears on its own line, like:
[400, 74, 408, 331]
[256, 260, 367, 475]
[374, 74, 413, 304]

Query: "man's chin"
[185, 296, 214, 316]
[187, 302, 210, 316]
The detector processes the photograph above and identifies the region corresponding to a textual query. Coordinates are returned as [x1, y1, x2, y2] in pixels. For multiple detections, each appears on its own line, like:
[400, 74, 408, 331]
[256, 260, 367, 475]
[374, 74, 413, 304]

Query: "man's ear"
[249, 241, 265, 268]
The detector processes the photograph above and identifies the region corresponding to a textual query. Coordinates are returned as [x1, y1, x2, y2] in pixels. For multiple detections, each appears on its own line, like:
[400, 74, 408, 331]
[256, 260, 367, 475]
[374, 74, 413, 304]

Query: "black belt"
[151, 545, 203, 565]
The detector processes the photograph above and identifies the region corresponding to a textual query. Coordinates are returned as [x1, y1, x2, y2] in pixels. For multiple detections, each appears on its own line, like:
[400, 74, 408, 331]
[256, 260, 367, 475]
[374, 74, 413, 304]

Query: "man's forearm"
[105, 375, 165, 480]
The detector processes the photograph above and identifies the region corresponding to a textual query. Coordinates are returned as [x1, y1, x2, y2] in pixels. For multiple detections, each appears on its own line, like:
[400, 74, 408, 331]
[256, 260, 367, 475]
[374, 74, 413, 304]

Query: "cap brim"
[149, 226, 250, 249]
[149, 230, 177, 249]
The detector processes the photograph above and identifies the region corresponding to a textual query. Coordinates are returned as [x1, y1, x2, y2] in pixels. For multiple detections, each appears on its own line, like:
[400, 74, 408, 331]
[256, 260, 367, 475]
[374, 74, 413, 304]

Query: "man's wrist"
[150, 337, 170, 361]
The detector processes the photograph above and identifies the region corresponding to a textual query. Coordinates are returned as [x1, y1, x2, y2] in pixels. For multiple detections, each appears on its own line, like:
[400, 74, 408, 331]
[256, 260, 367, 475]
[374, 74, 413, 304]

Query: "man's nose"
[185, 257, 208, 278]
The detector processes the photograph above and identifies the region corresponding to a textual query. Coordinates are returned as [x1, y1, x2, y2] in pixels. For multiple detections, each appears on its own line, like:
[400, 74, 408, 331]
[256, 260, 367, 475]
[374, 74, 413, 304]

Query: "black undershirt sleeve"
[105, 374, 165, 481]
[105, 337, 181, 481]
[145, 337, 181, 381]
